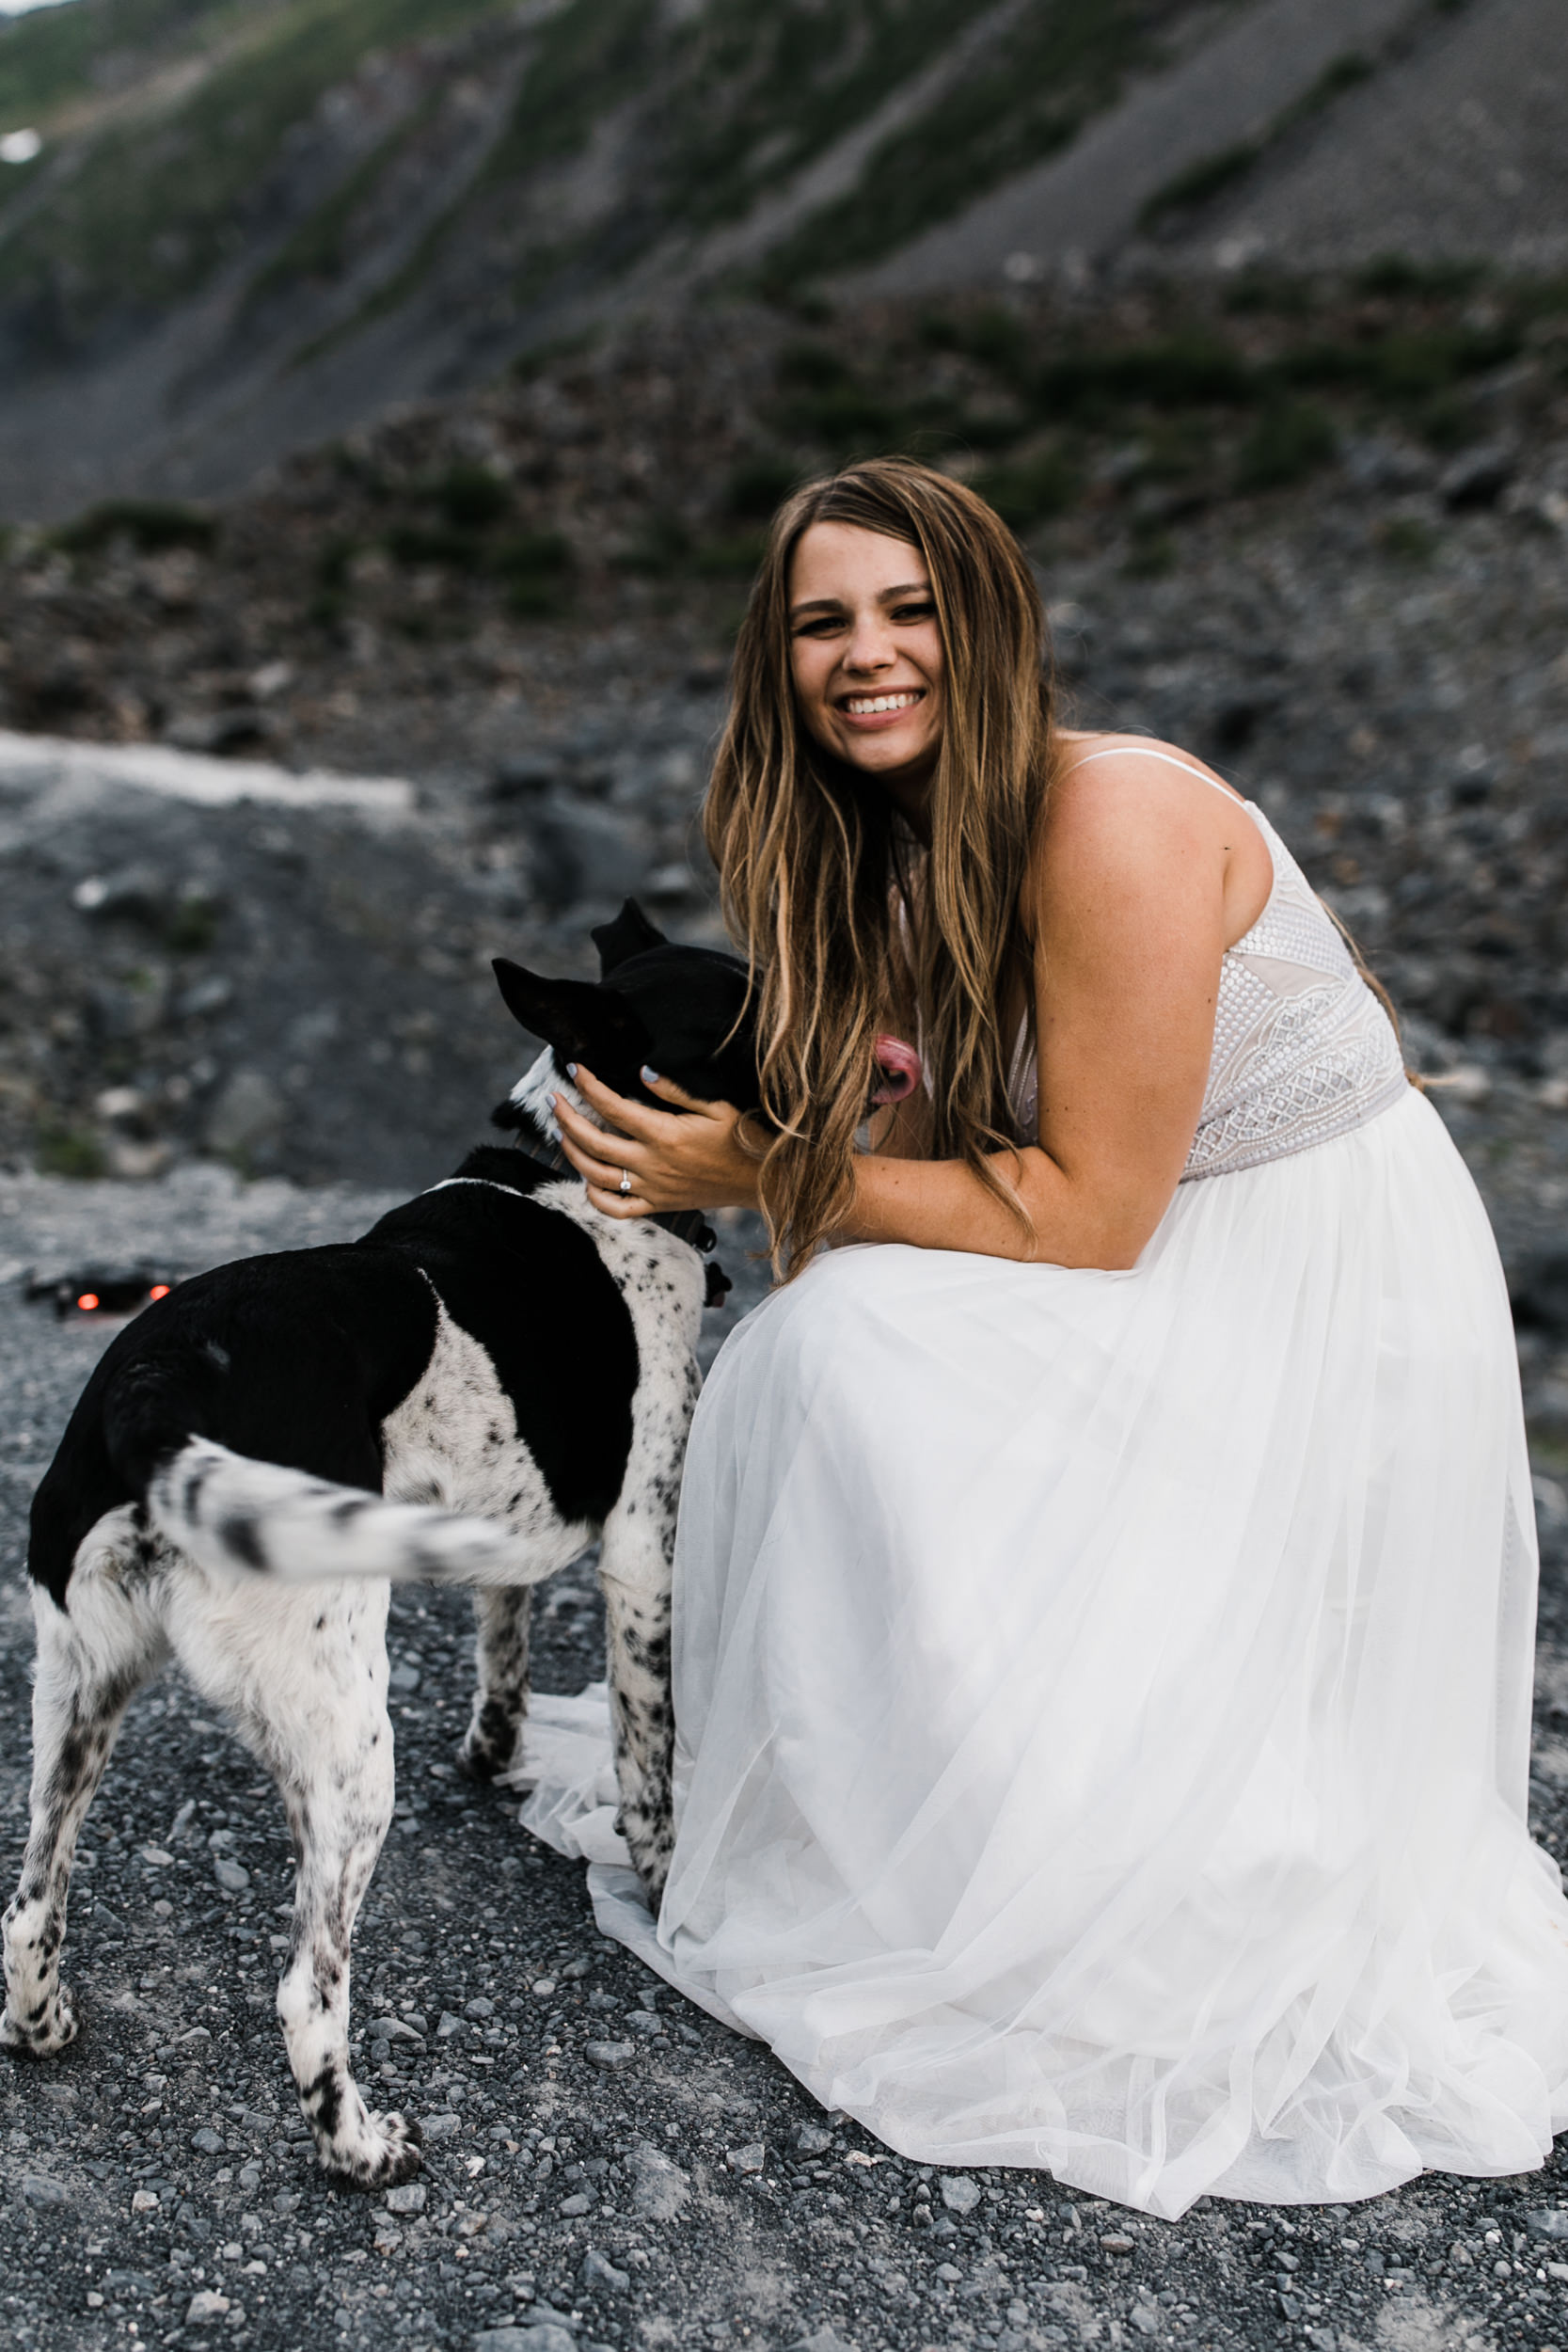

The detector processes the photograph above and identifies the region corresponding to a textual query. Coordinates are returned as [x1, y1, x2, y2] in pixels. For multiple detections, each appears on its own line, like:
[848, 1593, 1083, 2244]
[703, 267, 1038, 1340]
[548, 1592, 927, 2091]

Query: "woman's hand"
[553, 1065, 762, 1220]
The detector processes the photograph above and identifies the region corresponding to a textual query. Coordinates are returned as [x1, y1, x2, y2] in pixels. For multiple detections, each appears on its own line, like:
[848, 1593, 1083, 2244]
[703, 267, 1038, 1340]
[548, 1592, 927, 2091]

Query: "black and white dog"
[1, 901, 758, 2189]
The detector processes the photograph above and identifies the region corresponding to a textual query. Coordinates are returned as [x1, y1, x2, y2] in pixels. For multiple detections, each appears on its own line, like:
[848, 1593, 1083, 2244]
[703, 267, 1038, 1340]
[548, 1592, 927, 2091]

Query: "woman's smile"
[788, 519, 945, 806]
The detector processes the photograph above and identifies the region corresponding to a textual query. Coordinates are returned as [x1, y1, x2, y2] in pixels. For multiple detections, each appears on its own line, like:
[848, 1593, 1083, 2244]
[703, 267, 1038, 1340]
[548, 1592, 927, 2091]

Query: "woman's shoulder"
[1053, 730, 1246, 806]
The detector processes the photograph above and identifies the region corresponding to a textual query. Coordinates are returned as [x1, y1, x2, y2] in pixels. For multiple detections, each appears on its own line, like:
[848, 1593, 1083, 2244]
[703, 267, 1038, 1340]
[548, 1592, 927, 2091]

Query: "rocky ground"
[2, 269, 1568, 2349]
[1, 1152, 1567, 2352]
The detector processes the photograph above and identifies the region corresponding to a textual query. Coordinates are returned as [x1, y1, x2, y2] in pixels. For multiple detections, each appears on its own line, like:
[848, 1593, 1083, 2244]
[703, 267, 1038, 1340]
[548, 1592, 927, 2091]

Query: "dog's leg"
[3, 1554, 164, 2058]
[598, 1502, 677, 1911]
[170, 1578, 420, 2188]
[457, 1584, 532, 1782]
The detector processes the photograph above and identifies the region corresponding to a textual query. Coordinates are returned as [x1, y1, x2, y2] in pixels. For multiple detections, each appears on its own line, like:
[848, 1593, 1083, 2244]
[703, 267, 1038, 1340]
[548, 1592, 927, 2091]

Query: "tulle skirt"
[515, 1089, 1568, 2217]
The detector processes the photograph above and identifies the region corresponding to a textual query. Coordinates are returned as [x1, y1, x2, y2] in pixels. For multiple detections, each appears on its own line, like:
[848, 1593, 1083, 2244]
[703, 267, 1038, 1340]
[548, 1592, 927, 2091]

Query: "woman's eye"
[893, 602, 934, 623]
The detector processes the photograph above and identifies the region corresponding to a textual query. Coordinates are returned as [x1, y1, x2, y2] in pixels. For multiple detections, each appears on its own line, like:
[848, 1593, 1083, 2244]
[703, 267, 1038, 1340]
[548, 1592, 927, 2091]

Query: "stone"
[796, 2124, 833, 2155]
[784, 2331, 857, 2352]
[626, 2140, 689, 2219]
[584, 2040, 635, 2069]
[476, 2329, 577, 2352]
[1440, 444, 1516, 510]
[1129, 2307, 1161, 2337]
[423, 2112, 463, 2139]
[204, 1069, 284, 1157]
[214, 1856, 250, 1892]
[580, 2249, 629, 2292]
[725, 2142, 766, 2174]
[186, 2290, 231, 2322]
[1527, 2209, 1568, 2239]
[466, 1995, 496, 2018]
[176, 975, 234, 1024]
[939, 2175, 981, 2215]
[437, 2010, 467, 2037]
[1101, 2233, 1135, 2253]
[386, 2183, 426, 2214]
[560, 2192, 593, 2217]
[1510, 1256, 1568, 1335]
[526, 795, 652, 910]
[19, 2174, 69, 2206]
[190, 2127, 226, 2155]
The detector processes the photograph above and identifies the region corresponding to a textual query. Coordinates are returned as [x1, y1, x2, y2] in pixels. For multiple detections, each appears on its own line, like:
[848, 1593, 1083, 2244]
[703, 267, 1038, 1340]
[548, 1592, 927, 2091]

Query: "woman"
[533, 457, 1568, 2217]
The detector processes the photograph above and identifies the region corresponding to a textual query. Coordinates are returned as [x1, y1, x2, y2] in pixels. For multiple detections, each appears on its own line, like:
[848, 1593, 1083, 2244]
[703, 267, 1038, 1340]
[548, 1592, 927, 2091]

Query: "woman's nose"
[843, 618, 895, 672]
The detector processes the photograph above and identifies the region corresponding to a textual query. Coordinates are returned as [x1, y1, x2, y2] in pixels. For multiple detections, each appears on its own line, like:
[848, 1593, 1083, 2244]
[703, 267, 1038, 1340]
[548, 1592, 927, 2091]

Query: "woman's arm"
[556, 755, 1254, 1269]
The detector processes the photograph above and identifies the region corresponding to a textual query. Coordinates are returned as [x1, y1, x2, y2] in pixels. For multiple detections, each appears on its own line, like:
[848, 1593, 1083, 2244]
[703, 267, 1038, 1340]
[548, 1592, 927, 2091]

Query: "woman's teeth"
[844, 692, 921, 715]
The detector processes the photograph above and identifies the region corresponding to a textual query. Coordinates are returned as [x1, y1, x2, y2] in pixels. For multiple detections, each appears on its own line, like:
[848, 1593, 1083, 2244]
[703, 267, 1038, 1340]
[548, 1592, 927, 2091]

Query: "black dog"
[2, 901, 757, 2187]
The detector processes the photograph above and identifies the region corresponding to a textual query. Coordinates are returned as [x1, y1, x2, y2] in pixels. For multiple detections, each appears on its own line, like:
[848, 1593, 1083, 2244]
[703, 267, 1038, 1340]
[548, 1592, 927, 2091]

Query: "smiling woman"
[533, 454, 1568, 2220]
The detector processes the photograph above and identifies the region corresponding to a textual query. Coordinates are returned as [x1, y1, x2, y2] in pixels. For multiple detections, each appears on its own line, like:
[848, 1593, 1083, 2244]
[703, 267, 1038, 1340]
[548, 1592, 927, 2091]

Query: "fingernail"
[641, 1065, 661, 1086]
[565, 1062, 578, 1078]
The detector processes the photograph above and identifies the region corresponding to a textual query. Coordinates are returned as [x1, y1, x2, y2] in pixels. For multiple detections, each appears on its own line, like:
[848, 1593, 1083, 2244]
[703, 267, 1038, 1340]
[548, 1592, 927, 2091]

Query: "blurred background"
[0, 0, 1561, 1271]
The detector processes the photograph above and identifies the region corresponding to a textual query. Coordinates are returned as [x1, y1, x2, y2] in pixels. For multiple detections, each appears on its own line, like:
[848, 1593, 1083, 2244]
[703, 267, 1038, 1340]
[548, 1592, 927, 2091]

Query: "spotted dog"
[1, 901, 758, 2189]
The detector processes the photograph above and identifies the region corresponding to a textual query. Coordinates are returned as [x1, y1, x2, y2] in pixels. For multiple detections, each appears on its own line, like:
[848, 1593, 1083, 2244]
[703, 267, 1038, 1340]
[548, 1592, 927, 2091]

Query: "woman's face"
[787, 522, 945, 811]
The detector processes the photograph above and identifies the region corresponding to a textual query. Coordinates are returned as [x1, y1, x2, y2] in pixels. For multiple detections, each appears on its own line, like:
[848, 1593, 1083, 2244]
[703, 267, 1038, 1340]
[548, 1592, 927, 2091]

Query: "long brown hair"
[704, 457, 1057, 1277]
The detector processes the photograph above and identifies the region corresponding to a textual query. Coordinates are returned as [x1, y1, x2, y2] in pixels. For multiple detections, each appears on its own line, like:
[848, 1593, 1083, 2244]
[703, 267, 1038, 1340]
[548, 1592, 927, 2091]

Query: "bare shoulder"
[1038, 733, 1240, 892]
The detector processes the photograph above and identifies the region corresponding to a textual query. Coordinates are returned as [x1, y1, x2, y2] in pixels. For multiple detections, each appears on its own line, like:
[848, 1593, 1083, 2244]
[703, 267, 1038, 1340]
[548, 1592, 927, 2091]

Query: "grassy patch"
[35, 1121, 107, 1180]
[974, 448, 1081, 529]
[722, 453, 802, 521]
[239, 91, 440, 314]
[1376, 515, 1439, 564]
[1234, 401, 1337, 492]
[759, 0, 1191, 285]
[55, 497, 216, 553]
[0, 0, 515, 327]
[1037, 335, 1259, 417]
[1137, 141, 1261, 231]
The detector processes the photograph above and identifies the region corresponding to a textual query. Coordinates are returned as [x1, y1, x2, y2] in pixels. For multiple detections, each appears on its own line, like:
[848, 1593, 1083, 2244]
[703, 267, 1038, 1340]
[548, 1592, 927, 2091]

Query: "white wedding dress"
[514, 751, 1568, 2218]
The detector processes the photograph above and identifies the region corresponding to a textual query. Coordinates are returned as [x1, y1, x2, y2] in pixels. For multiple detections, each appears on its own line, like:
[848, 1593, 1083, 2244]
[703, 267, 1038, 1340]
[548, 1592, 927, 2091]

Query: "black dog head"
[490, 899, 761, 1147]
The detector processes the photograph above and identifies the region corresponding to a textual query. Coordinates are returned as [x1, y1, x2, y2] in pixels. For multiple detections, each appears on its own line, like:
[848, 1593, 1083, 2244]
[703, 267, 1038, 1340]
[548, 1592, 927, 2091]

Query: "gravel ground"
[1, 1148, 1568, 2352]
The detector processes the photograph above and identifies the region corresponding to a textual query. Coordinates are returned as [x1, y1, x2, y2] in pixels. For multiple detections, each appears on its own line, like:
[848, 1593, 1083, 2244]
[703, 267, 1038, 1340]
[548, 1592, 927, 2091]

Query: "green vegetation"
[1137, 141, 1261, 231]
[1377, 515, 1439, 564]
[1234, 400, 1337, 492]
[54, 497, 216, 552]
[0, 0, 231, 135]
[722, 453, 801, 521]
[241, 92, 440, 312]
[760, 0, 1187, 286]
[34, 1120, 107, 1180]
[0, 0, 516, 322]
[974, 448, 1081, 529]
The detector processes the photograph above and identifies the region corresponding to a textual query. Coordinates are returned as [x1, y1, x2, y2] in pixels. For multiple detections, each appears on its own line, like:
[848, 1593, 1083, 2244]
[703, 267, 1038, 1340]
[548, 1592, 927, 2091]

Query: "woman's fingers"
[558, 1122, 641, 1195]
[638, 1065, 729, 1117]
[569, 1062, 680, 1140]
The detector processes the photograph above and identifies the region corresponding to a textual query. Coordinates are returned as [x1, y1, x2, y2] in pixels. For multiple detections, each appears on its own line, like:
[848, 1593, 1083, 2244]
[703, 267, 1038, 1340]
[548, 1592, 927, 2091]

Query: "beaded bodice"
[1007, 798, 1408, 1182]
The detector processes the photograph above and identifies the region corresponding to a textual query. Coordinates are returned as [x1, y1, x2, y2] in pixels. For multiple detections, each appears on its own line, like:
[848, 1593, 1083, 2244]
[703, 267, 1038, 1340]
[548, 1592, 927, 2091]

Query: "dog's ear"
[591, 899, 666, 977]
[492, 960, 649, 1063]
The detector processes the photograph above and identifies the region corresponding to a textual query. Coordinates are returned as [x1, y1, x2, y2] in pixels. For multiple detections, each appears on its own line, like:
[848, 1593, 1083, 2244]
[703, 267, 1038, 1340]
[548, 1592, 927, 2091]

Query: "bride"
[540, 455, 1568, 2218]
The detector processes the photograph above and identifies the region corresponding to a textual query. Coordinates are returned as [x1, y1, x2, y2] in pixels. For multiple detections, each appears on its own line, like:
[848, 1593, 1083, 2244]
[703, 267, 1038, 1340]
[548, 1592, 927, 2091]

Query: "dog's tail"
[144, 1437, 528, 1586]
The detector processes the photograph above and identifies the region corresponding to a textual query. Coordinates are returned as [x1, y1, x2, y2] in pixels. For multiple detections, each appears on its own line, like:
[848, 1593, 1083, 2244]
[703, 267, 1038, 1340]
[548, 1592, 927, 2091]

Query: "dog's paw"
[456, 1723, 525, 1784]
[0, 1986, 79, 2057]
[322, 2110, 423, 2191]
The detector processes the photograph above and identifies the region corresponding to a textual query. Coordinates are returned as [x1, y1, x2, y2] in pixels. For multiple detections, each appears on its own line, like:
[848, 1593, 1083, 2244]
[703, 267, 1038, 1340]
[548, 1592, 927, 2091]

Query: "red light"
[149, 1284, 170, 1301]
[76, 1294, 99, 1311]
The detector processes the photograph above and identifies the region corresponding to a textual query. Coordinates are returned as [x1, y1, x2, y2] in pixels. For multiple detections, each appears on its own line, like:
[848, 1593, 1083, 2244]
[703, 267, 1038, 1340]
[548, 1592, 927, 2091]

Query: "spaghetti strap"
[1066, 742, 1249, 804]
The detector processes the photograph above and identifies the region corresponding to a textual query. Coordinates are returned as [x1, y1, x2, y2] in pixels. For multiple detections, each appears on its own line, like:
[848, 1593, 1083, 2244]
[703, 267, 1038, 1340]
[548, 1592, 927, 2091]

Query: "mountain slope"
[0, 0, 1560, 518]
[0, 0, 1227, 515]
